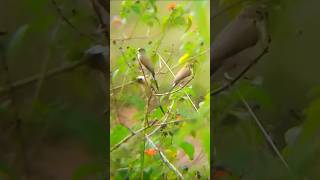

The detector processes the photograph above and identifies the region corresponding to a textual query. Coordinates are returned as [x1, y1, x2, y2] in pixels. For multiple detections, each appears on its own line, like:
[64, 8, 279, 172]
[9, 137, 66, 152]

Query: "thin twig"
[33, 20, 61, 101]
[147, 101, 175, 137]
[211, 47, 269, 96]
[111, 33, 160, 41]
[236, 89, 290, 170]
[145, 136, 184, 179]
[153, 77, 193, 96]
[110, 80, 137, 91]
[110, 118, 186, 152]
[51, 0, 96, 41]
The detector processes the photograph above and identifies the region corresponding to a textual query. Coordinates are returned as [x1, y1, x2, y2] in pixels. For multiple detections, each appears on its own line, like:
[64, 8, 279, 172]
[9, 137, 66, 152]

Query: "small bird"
[136, 48, 159, 89]
[211, 4, 269, 75]
[171, 64, 192, 89]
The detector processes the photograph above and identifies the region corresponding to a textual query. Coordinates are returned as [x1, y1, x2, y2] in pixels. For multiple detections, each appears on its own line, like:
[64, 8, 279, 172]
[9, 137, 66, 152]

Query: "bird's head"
[137, 48, 146, 55]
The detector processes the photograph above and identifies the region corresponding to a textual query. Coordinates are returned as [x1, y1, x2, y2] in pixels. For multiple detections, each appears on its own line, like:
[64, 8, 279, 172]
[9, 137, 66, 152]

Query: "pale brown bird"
[212, 4, 269, 75]
[137, 48, 159, 89]
[172, 64, 192, 89]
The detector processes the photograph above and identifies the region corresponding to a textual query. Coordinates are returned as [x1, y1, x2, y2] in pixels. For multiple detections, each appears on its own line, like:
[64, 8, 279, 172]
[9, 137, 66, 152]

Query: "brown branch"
[211, 47, 269, 96]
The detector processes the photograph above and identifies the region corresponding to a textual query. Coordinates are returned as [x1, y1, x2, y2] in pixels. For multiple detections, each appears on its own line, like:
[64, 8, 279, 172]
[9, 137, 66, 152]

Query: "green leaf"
[110, 124, 130, 147]
[112, 69, 120, 80]
[131, 4, 141, 14]
[179, 141, 195, 160]
[120, 1, 133, 18]
[174, 16, 185, 25]
[185, 15, 193, 32]
[180, 41, 195, 54]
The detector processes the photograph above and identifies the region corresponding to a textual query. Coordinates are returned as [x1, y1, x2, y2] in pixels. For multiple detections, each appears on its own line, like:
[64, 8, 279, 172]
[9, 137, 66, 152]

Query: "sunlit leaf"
[178, 53, 190, 64]
[110, 124, 130, 147]
[180, 141, 195, 160]
[185, 15, 193, 32]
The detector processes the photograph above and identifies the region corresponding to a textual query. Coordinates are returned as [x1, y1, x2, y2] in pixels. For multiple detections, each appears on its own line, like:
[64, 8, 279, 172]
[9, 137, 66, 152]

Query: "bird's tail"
[151, 73, 159, 90]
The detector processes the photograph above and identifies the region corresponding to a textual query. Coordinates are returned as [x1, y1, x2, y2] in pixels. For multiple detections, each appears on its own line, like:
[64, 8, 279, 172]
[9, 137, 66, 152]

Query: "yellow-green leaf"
[185, 15, 192, 32]
[178, 53, 190, 64]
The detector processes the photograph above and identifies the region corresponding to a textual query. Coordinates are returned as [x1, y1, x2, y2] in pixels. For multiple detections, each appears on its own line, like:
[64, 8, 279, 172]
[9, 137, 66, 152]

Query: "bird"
[211, 3, 269, 76]
[171, 63, 192, 90]
[136, 48, 159, 89]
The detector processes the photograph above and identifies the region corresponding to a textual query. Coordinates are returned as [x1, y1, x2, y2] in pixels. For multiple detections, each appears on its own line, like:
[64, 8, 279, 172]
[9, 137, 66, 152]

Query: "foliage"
[110, 1, 210, 179]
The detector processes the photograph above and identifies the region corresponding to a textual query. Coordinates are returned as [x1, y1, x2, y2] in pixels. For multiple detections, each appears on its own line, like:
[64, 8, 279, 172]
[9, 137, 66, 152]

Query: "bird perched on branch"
[136, 48, 159, 90]
[211, 3, 270, 76]
[171, 63, 193, 90]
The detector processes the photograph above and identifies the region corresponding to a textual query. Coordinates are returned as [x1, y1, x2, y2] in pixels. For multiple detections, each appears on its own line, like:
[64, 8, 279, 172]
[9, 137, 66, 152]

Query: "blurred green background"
[213, 0, 320, 179]
[0, 0, 107, 179]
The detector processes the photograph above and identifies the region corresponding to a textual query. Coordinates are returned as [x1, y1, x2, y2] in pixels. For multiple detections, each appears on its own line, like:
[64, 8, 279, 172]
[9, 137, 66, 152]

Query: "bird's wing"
[173, 67, 191, 85]
[140, 56, 155, 76]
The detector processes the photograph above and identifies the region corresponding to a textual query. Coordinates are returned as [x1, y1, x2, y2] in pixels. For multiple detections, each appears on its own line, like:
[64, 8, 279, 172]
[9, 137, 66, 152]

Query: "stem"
[236, 89, 290, 170]
[33, 20, 61, 101]
[110, 119, 187, 152]
[153, 77, 193, 96]
[145, 136, 184, 179]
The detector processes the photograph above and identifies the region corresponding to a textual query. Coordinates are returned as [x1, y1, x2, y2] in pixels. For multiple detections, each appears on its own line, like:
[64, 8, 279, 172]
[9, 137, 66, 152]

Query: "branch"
[236, 89, 290, 170]
[147, 101, 175, 137]
[111, 34, 159, 41]
[211, 47, 269, 96]
[145, 135, 184, 179]
[51, 0, 96, 41]
[110, 80, 137, 91]
[110, 118, 186, 152]
[153, 77, 194, 96]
